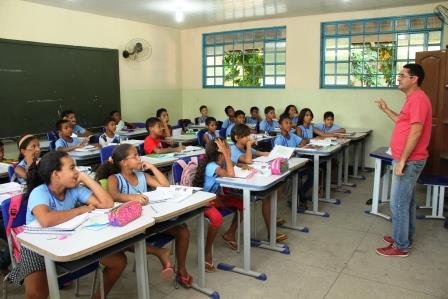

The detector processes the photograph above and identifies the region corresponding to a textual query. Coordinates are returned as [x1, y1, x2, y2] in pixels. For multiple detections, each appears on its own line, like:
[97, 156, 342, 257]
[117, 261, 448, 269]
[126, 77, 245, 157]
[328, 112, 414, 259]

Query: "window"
[203, 26, 286, 88]
[321, 14, 443, 88]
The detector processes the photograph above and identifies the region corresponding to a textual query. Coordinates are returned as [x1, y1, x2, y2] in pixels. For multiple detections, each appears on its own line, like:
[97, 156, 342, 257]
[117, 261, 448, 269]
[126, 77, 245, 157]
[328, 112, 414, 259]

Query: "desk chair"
[177, 119, 192, 132]
[216, 121, 223, 130]
[218, 127, 227, 139]
[172, 157, 241, 252]
[130, 122, 146, 128]
[0, 195, 103, 299]
[417, 174, 448, 220]
[7, 166, 15, 183]
[47, 131, 58, 150]
[196, 129, 207, 147]
[100, 145, 116, 163]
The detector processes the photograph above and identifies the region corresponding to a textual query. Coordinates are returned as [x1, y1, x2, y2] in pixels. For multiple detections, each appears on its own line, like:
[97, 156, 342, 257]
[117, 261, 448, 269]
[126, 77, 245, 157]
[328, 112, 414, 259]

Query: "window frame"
[320, 14, 443, 89]
[202, 26, 286, 89]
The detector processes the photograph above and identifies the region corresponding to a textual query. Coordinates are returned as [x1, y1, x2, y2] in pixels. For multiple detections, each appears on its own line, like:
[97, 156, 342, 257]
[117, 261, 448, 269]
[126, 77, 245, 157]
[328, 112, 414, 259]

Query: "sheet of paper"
[25, 213, 90, 231]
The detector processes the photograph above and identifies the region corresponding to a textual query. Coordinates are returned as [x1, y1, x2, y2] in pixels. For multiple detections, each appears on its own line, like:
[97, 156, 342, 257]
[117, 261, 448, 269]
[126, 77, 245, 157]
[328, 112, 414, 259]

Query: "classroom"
[0, 0, 447, 298]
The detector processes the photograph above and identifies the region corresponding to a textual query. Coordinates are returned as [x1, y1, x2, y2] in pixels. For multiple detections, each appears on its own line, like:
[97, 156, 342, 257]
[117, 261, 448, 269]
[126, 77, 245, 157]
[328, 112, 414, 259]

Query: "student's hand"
[140, 161, 154, 172]
[215, 139, 230, 156]
[80, 204, 95, 214]
[130, 194, 149, 205]
[375, 99, 388, 112]
[76, 171, 91, 185]
[245, 140, 253, 149]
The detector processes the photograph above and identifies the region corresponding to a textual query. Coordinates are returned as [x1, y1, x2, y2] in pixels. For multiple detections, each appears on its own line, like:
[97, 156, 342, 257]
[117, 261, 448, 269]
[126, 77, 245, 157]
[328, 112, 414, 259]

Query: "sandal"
[176, 273, 193, 288]
[160, 263, 175, 281]
[276, 218, 286, 226]
[222, 236, 238, 250]
[205, 261, 216, 273]
[276, 232, 288, 242]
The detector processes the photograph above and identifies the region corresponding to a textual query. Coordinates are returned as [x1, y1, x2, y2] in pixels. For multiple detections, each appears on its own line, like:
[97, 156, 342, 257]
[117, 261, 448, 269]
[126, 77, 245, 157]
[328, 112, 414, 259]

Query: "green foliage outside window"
[223, 50, 264, 87]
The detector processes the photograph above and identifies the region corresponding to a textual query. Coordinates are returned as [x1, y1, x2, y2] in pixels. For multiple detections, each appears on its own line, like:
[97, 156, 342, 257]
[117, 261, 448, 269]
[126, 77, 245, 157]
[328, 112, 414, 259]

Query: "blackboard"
[0, 38, 121, 137]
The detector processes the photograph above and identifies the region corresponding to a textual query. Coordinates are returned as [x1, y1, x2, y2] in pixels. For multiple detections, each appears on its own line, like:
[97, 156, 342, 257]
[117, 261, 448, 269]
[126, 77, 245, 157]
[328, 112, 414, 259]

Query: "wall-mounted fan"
[122, 38, 152, 62]
[434, 5, 448, 25]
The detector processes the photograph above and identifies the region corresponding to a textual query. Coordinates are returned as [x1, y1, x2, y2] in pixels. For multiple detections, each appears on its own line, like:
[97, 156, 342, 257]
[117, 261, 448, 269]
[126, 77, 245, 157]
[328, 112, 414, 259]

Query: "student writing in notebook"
[156, 108, 172, 138]
[202, 117, 219, 145]
[54, 119, 88, 152]
[143, 117, 184, 155]
[99, 117, 120, 148]
[9, 151, 126, 299]
[13, 134, 41, 184]
[192, 139, 243, 272]
[259, 106, 280, 134]
[230, 124, 288, 242]
[95, 144, 193, 287]
[60, 110, 92, 138]
[314, 111, 346, 134]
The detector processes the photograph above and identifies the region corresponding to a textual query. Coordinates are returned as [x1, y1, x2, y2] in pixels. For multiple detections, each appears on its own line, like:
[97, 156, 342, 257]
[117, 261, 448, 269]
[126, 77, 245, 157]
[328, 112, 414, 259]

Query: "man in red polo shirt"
[375, 63, 432, 257]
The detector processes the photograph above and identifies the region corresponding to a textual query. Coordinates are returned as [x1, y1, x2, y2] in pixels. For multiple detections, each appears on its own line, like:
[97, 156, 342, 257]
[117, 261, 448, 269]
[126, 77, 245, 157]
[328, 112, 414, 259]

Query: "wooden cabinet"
[416, 49, 448, 175]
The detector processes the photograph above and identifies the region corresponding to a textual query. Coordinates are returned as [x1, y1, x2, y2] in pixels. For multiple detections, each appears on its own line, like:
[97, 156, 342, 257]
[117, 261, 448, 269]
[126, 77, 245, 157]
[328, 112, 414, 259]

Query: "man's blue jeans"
[390, 159, 426, 250]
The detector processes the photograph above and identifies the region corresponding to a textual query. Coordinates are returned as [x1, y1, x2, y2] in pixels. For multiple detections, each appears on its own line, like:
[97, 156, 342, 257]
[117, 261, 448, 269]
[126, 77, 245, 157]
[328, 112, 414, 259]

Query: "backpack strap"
[176, 159, 188, 170]
[6, 194, 23, 234]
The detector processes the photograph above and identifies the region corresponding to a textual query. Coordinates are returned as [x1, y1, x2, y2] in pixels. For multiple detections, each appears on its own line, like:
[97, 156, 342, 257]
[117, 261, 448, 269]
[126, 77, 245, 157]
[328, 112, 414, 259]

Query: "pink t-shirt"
[390, 89, 432, 161]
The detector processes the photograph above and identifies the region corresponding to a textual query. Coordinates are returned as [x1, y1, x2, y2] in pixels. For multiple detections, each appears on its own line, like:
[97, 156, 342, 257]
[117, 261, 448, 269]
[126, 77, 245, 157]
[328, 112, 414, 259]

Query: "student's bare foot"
[159, 247, 171, 268]
[222, 234, 238, 250]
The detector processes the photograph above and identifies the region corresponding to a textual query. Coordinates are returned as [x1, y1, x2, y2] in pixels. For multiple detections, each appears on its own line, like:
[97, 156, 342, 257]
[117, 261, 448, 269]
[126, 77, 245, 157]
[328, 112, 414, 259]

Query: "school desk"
[346, 129, 373, 178]
[117, 128, 148, 139]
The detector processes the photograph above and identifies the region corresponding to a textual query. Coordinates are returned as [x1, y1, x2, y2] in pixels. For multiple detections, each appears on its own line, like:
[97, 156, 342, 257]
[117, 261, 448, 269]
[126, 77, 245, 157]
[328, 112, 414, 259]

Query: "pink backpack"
[270, 158, 289, 175]
[5, 194, 25, 264]
[177, 157, 199, 186]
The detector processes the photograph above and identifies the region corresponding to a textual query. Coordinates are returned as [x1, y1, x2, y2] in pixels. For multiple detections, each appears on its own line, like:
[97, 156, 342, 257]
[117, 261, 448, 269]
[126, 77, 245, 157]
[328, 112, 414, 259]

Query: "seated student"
[314, 111, 346, 134]
[110, 110, 135, 132]
[143, 117, 183, 154]
[275, 114, 312, 209]
[9, 151, 126, 299]
[203, 117, 219, 145]
[296, 108, 335, 140]
[13, 134, 41, 184]
[245, 106, 262, 126]
[225, 110, 246, 137]
[196, 105, 208, 125]
[55, 119, 88, 152]
[230, 124, 287, 242]
[0, 141, 16, 163]
[96, 144, 192, 287]
[192, 139, 243, 271]
[99, 117, 120, 148]
[221, 106, 235, 130]
[259, 106, 280, 134]
[156, 108, 172, 138]
[60, 110, 92, 137]
[283, 104, 300, 127]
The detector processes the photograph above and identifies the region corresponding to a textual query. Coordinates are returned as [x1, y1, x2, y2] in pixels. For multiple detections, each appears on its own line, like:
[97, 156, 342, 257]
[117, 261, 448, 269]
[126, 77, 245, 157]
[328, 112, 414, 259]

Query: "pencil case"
[270, 158, 289, 175]
[108, 201, 142, 227]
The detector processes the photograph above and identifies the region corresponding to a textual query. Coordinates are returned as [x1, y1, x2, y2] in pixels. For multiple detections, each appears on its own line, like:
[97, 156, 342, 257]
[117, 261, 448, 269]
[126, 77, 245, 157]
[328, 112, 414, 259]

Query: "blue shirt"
[230, 144, 257, 164]
[55, 137, 81, 149]
[297, 124, 314, 139]
[99, 133, 120, 147]
[26, 184, 92, 224]
[203, 162, 220, 194]
[73, 124, 86, 135]
[245, 117, 259, 126]
[225, 123, 235, 137]
[274, 132, 303, 148]
[291, 116, 299, 126]
[114, 172, 147, 194]
[14, 159, 28, 184]
[259, 120, 279, 133]
[222, 118, 234, 129]
[204, 131, 219, 142]
[314, 123, 341, 133]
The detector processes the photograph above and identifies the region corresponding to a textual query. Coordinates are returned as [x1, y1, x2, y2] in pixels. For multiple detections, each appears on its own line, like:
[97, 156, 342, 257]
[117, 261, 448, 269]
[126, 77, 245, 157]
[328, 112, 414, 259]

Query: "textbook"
[253, 145, 295, 163]
[24, 213, 90, 234]
[233, 166, 257, 179]
[143, 186, 202, 204]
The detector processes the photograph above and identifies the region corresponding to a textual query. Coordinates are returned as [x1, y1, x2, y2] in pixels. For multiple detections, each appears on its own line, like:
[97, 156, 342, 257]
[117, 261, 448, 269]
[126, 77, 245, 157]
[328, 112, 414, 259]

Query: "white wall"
[180, 2, 448, 167]
[0, 0, 183, 125]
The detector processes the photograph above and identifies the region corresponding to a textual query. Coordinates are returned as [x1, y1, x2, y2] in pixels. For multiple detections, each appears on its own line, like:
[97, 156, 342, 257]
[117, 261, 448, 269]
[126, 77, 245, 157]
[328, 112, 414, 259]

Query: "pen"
[150, 204, 158, 214]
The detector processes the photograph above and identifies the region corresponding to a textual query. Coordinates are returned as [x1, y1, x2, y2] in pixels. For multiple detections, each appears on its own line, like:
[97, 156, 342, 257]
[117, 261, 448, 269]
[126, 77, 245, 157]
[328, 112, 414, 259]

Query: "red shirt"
[390, 89, 432, 161]
[144, 135, 161, 154]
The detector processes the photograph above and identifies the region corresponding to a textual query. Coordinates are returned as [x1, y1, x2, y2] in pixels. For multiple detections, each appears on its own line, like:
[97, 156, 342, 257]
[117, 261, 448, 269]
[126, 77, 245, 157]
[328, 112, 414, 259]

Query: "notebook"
[233, 166, 257, 179]
[24, 213, 90, 234]
[172, 128, 182, 136]
[253, 145, 295, 163]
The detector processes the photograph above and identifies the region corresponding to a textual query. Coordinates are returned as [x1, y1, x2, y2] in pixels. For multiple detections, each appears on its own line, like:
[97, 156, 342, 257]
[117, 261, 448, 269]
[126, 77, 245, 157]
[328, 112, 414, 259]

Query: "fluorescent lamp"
[175, 10, 184, 22]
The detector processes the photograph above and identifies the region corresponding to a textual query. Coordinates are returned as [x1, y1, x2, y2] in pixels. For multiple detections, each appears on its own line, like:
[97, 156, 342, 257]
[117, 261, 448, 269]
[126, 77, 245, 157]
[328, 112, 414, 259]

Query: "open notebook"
[253, 145, 295, 163]
[24, 213, 90, 234]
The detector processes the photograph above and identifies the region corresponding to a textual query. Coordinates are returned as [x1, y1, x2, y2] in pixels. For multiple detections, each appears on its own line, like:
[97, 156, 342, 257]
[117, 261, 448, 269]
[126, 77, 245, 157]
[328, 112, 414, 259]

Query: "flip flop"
[205, 261, 216, 273]
[176, 273, 193, 288]
[222, 236, 238, 250]
[276, 233, 288, 242]
[276, 218, 286, 226]
[160, 263, 175, 281]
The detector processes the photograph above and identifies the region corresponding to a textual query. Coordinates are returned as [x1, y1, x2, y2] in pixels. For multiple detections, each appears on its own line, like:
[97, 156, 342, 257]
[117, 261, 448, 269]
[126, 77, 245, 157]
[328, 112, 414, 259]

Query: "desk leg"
[319, 158, 341, 204]
[359, 138, 372, 173]
[342, 145, 356, 187]
[332, 151, 351, 193]
[350, 142, 366, 180]
[217, 189, 267, 280]
[365, 158, 390, 221]
[380, 167, 390, 203]
[255, 190, 290, 253]
[300, 155, 329, 217]
[135, 239, 150, 299]
[281, 172, 309, 232]
[44, 257, 60, 299]
[191, 211, 219, 297]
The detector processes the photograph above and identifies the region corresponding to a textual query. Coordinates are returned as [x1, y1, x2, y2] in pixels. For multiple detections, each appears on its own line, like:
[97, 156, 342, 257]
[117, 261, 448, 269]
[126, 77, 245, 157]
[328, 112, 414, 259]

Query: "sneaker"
[383, 236, 413, 249]
[376, 245, 408, 257]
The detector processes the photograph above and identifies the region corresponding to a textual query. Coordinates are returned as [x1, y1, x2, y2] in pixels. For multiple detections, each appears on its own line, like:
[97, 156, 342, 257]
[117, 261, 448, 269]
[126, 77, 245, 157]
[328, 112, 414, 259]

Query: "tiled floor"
[4, 172, 448, 298]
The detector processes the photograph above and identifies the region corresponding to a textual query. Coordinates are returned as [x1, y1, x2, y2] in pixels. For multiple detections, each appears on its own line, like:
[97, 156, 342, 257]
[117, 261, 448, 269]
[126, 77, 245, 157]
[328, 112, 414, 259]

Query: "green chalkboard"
[0, 38, 120, 137]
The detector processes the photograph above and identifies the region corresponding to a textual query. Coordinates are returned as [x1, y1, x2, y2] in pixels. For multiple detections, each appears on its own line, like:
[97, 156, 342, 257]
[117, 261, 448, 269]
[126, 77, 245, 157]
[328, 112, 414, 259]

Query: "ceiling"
[23, 0, 442, 29]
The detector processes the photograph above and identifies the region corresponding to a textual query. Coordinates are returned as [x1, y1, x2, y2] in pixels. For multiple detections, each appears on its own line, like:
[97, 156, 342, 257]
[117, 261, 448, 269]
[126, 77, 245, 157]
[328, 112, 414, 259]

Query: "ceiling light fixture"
[175, 9, 185, 23]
